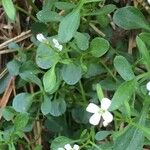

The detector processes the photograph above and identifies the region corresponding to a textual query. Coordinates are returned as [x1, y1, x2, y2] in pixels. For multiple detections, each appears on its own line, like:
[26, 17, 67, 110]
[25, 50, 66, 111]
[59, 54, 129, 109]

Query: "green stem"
[79, 80, 86, 103]
[100, 61, 118, 82]
[26, 0, 39, 12]
[32, 91, 42, 98]
[15, 5, 37, 21]
[77, 0, 86, 10]
[135, 72, 150, 81]
[89, 141, 101, 150]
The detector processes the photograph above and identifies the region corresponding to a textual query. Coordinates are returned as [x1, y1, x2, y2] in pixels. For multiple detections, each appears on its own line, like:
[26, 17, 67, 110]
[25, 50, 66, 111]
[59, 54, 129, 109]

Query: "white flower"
[58, 144, 80, 150]
[52, 38, 63, 51]
[148, 0, 150, 4]
[146, 81, 150, 95]
[86, 98, 113, 126]
[36, 33, 47, 42]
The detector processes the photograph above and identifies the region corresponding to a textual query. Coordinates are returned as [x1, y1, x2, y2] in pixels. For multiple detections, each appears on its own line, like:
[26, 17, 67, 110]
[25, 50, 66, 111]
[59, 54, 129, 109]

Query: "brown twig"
[0, 30, 32, 50]
[0, 77, 15, 119]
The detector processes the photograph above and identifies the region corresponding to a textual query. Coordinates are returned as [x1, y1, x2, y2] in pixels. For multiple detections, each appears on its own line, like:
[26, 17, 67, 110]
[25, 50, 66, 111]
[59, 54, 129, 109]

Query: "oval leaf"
[2, 0, 16, 21]
[136, 36, 150, 72]
[14, 113, 29, 131]
[36, 43, 60, 69]
[95, 131, 112, 141]
[43, 66, 57, 93]
[37, 10, 62, 22]
[114, 56, 135, 81]
[12, 93, 32, 113]
[49, 98, 66, 116]
[74, 32, 89, 50]
[58, 9, 80, 43]
[41, 95, 52, 115]
[90, 37, 109, 57]
[62, 63, 82, 85]
[113, 6, 150, 30]
[109, 80, 136, 111]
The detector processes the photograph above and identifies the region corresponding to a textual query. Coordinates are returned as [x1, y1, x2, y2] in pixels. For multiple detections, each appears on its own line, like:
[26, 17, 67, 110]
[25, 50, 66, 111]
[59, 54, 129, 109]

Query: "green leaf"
[41, 95, 52, 115]
[85, 0, 103, 3]
[113, 6, 150, 30]
[139, 32, 150, 47]
[14, 113, 29, 131]
[45, 116, 66, 133]
[114, 56, 135, 81]
[90, 37, 109, 57]
[114, 101, 149, 150]
[8, 143, 15, 150]
[84, 4, 116, 16]
[55, 2, 76, 10]
[7, 59, 21, 76]
[95, 131, 112, 141]
[109, 80, 136, 111]
[114, 126, 144, 150]
[74, 32, 89, 50]
[37, 10, 62, 22]
[96, 84, 104, 101]
[84, 63, 105, 78]
[135, 124, 150, 140]
[46, 69, 62, 94]
[20, 71, 43, 89]
[34, 145, 42, 150]
[31, 22, 47, 35]
[0, 73, 11, 94]
[49, 98, 66, 116]
[136, 36, 150, 72]
[43, 66, 57, 93]
[2, 0, 16, 21]
[2, 107, 15, 121]
[12, 93, 32, 113]
[62, 63, 82, 85]
[36, 43, 60, 69]
[72, 106, 90, 124]
[58, 9, 80, 43]
[51, 136, 74, 150]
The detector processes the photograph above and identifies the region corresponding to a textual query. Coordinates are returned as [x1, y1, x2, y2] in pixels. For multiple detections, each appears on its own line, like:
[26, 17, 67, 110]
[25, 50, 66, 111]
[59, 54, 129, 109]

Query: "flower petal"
[64, 144, 72, 150]
[102, 111, 113, 123]
[57, 148, 65, 150]
[55, 44, 63, 51]
[102, 121, 109, 127]
[36, 33, 46, 42]
[86, 103, 100, 113]
[58, 45, 63, 51]
[52, 38, 59, 45]
[101, 98, 111, 110]
[73, 144, 80, 150]
[89, 113, 101, 126]
[146, 81, 150, 91]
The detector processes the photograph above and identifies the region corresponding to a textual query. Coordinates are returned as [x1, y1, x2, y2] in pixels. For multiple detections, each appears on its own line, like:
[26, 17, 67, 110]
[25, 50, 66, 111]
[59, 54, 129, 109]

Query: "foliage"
[1, 0, 150, 149]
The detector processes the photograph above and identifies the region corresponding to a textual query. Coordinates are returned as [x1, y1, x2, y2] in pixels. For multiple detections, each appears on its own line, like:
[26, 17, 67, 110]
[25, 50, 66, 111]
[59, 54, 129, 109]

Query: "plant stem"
[89, 141, 102, 150]
[15, 5, 37, 21]
[79, 80, 86, 103]
[26, 0, 39, 12]
[100, 61, 118, 82]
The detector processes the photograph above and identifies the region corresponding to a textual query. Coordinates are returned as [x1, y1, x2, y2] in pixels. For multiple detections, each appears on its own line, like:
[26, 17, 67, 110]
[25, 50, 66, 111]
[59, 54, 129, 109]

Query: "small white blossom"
[36, 33, 47, 42]
[148, 0, 150, 4]
[52, 38, 63, 51]
[86, 98, 113, 126]
[146, 81, 150, 95]
[58, 144, 80, 150]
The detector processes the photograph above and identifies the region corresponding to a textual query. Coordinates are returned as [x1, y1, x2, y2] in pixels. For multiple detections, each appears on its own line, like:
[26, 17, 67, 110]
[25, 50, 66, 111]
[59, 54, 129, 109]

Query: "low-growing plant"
[1, 0, 150, 149]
